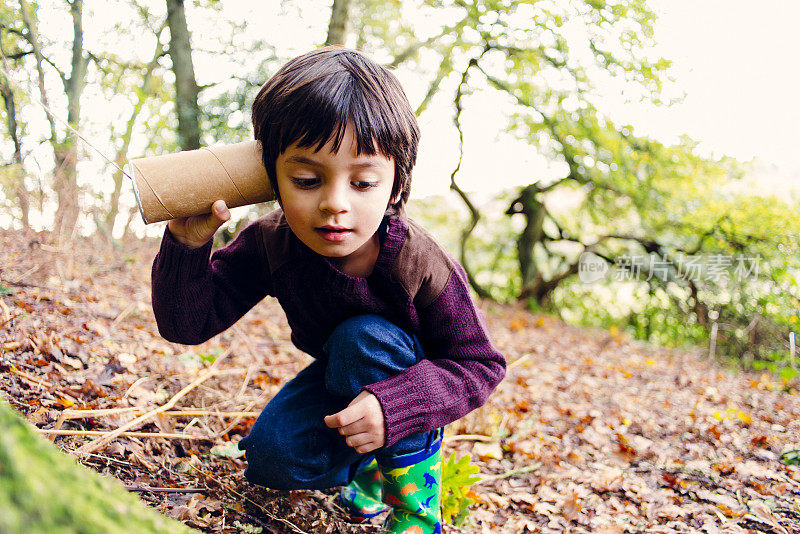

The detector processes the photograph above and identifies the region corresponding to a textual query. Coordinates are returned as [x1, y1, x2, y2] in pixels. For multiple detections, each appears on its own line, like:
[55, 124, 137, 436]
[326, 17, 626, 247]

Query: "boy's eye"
[352, 181, 379, 190]
[291, 177, 319, 189]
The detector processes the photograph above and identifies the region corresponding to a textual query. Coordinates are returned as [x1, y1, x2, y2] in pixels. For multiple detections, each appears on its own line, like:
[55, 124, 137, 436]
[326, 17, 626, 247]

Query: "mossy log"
[0, 400, 193, 534]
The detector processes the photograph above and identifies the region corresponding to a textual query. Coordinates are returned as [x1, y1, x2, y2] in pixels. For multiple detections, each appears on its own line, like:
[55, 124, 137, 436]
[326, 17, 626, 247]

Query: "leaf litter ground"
[0, 228, 798, 534]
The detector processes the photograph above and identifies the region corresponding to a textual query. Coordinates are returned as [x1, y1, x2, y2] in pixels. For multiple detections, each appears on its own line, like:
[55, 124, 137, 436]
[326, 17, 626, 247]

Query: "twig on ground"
[216, 392, 270, 438]
[110, 301, 138, 328]
[188, 465, 308, 534]
[508, 353, 530, 368]
[7, 264, 40, 285]
[122, 375, 155, 400]
[37, 429, 212, 440]
[57, 407, 260, 419]
[477, 463, 541, 483]
[444, 434, 495, 443]
[125, 486, 207, 493]
[9, 366, 53, 388]
[72, 347, 234, 456]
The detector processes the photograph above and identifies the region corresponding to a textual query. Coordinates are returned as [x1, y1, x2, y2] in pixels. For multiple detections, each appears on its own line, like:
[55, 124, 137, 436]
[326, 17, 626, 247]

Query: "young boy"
[151, 46, 505, 534]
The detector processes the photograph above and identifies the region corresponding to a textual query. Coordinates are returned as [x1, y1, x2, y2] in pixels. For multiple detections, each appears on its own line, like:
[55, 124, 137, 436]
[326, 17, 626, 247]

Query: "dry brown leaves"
[1, 228, 799, 533]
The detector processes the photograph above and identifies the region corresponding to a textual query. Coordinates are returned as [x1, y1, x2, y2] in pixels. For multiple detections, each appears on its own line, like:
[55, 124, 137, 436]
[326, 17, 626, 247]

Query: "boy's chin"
[306, 241, 360, 258]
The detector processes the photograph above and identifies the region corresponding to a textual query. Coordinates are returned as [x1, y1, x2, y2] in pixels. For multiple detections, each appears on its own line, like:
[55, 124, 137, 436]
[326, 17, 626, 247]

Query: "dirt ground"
[1, 228, 798, 533]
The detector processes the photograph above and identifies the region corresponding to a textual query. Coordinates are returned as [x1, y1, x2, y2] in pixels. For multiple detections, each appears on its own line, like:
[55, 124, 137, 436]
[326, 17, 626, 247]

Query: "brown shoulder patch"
[255, 208, 301, 275]
[392, 217, 455, 309]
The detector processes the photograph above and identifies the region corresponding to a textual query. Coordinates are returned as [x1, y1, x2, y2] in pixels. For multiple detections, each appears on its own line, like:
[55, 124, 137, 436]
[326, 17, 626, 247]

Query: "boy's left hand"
[324, 391, 385, 454]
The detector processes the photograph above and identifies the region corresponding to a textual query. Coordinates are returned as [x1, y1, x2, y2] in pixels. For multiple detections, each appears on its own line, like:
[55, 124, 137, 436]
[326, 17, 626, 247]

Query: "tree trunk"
[506, 185, 549, 302]
[54, 0, 87, 239]
[102, 28, 166, 238]
[0, 74, 30, 228]
[325, 0, 353, 46]
[19, 0, 86, 240]
[507, 185, 546, 290]
[166, 0, 201, 150]
[689, 279, 709, 330]
[0, 401, 191, 533]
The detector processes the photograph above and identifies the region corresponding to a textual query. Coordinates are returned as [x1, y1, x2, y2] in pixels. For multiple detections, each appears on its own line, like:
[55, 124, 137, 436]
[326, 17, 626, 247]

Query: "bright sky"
[616, 0, 800, 173]
[411, 0, 800, 199]
[4, 0, 799, 233]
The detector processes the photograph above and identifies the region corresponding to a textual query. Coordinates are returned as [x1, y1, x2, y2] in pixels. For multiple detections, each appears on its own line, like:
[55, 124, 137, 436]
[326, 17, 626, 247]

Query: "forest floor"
[0, 227, 799, 534]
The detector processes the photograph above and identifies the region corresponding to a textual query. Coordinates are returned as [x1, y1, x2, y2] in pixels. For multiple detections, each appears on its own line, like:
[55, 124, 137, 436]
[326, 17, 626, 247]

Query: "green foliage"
[408, 194, 522, 300]
[440, 452, 481, 526]
[752, 356, 799, 384]
[780, 450, 800, 466]
[0, 281, 12, 295]
[176, 349, 222, 369]
[231, 521, 262, 534]
[210, 440, 245, 459]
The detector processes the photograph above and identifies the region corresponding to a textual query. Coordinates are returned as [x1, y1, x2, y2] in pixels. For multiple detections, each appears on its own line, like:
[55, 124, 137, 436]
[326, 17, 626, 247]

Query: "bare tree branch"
[448, 53, 492, 299]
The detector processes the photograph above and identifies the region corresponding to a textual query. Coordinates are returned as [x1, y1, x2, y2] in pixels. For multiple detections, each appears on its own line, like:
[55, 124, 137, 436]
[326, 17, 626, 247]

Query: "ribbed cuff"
[155, 227, 213, 278]
[363, 372, 429, 448]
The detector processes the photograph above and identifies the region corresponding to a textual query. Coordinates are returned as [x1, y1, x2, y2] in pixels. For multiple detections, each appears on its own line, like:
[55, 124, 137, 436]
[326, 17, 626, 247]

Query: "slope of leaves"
[0, 228, 798, 533]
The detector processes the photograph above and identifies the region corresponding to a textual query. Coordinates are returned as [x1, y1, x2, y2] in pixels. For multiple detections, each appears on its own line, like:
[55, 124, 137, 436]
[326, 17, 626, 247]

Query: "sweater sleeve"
[151, 222, 272, 345]
[363, 262, 506, 447]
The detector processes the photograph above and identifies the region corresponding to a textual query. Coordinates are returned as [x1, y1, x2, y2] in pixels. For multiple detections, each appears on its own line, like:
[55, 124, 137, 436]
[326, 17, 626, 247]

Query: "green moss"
[0, 400, 193, 533]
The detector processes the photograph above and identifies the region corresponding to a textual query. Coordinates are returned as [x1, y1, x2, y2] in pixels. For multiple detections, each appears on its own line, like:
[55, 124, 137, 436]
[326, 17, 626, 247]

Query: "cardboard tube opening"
[124, 163, 149, 224]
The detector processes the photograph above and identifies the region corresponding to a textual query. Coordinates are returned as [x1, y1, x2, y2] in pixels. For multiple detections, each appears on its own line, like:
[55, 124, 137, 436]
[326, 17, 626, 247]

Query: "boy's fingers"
[345, 432, 373, 448]
[337, 418, 369, 436]
[323, 414, 337, 428]
[204, 201, 230, 231]
[355, 442, 378, 454]
[212, 199, 230, 221]
[325, 399, 368, 428]
[324, 410, 359, 429]
[187, 201, 229, 244]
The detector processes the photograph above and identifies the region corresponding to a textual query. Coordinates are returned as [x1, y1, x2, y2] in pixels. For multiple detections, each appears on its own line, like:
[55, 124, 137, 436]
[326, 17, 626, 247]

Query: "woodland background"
[1, 0, 799, 532]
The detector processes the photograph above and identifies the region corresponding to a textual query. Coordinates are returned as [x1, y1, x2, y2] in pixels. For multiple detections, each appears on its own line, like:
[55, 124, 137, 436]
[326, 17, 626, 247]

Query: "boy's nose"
[319, 183, 349, 213]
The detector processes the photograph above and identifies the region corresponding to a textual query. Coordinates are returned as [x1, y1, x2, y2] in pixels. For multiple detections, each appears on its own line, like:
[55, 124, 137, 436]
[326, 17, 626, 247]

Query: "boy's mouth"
[315, 226, 352, 242]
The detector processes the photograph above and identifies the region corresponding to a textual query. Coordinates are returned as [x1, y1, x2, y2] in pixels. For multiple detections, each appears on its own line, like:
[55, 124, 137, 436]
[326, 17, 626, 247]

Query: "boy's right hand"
[167, 199, 231, 249]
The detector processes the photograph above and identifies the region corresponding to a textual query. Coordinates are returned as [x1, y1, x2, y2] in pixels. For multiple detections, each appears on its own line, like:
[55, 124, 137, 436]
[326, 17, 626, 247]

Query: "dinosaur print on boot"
[377, 434, 443, 534]
[339, 458, 388, 521]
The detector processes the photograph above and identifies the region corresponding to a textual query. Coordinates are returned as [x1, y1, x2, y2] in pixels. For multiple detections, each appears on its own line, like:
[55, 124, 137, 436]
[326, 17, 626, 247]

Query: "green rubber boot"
[339, 458, 389, 521]
[377, 434, 442, 534]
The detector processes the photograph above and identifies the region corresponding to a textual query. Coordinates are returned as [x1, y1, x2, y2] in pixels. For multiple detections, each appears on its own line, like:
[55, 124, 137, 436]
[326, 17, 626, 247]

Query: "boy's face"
[275, 123, 396, 274]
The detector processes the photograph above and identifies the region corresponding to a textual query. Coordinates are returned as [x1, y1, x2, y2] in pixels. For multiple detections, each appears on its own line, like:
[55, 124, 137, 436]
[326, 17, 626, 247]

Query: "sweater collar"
[373, 208, 407, 276]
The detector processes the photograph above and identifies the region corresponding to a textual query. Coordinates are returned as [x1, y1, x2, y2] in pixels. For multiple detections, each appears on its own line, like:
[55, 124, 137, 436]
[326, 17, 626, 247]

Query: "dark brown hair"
[251, 46, 420, 209]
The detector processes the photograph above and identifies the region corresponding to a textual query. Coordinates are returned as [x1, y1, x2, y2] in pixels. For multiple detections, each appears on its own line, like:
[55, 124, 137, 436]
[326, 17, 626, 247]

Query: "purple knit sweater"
[151, 208, 506, 447]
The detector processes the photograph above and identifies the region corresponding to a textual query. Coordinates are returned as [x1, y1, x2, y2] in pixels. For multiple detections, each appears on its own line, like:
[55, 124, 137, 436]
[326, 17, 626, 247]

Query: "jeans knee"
[326, 315, 388, 351]
[323, 315, 420, 398]
[239, 435, 307, 490]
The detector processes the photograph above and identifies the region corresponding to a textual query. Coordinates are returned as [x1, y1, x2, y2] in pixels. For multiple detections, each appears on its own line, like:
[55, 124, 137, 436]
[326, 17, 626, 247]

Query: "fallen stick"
[192, 466, 308, 534]
[216, 392, 270, 438]
[444, 433, 495, 443]
[9, 366, 54, 388]
[58, 408, 260, 419]
[477, 463, 541, 483]
[110, 301, 138, 327]
[53, 403, 151, 430]
[37, 429, 210, 440]
[507, 353, 530, 369]
[72, 347, 233, 456]
[0, 296, 11, 322]
[125, 486, 206, 493]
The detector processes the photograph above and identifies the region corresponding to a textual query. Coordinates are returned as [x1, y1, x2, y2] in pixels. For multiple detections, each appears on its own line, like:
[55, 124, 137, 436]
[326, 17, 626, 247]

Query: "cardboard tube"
[125, 140, 274, 224]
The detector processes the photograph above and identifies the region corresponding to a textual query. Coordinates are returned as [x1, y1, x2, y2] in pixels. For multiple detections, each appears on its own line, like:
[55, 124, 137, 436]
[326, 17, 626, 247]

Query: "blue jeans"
[238, 314, 440, 490]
